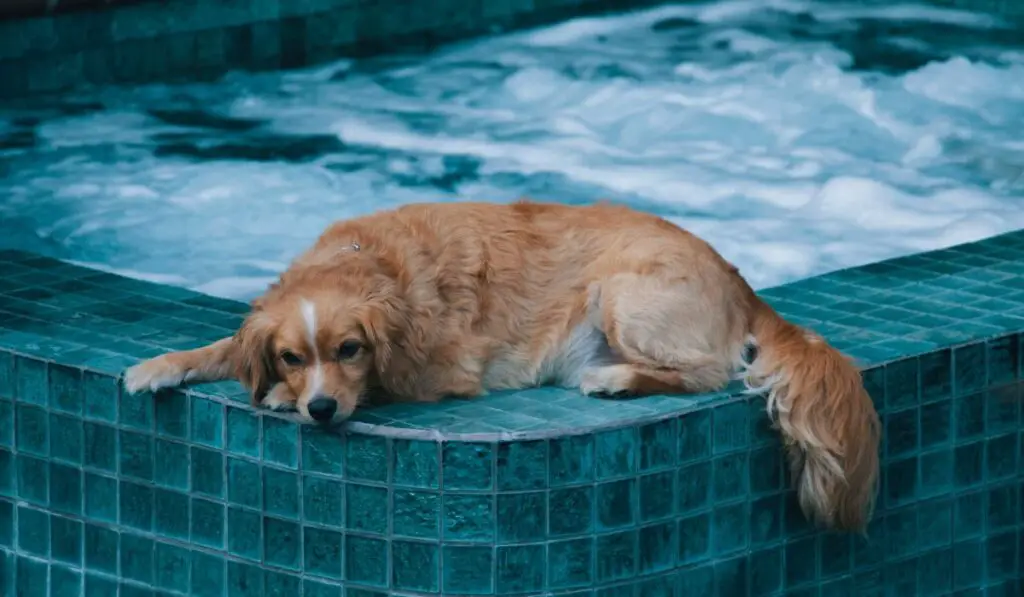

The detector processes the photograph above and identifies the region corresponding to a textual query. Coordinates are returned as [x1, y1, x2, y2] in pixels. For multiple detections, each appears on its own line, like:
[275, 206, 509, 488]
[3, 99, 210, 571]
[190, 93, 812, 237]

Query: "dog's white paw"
[123, 357, 190, 394]
[579, 366, 631, 396]
[261, 383, 298, 412]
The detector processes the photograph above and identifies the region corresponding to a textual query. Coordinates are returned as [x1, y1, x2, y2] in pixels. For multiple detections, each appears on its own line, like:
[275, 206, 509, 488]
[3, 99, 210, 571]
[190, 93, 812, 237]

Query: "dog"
[123, 200, 880, 532]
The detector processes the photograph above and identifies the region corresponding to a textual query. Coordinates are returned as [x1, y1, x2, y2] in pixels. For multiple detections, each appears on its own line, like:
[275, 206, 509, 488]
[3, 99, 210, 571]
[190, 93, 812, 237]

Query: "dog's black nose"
[307, 397, 338, 422]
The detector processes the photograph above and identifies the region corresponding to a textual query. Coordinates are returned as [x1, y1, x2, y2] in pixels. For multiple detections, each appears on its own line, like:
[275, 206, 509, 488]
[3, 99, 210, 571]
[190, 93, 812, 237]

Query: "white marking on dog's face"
[300, 298, 324, 402]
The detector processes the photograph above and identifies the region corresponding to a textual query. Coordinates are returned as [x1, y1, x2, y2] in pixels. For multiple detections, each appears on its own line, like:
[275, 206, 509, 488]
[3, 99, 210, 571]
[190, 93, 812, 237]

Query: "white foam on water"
[0, 0, 1021, 300]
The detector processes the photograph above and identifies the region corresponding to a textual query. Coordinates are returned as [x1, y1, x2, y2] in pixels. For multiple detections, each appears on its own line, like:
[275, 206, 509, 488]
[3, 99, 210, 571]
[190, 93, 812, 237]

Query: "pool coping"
[3, 225, 1024, 442]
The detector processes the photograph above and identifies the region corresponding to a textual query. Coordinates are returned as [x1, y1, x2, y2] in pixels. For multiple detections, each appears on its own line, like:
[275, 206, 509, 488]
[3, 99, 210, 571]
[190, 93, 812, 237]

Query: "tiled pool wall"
[0, 0, 674, 100]
[1, 0, 1024, 100]
[1, 231, 1024, 596]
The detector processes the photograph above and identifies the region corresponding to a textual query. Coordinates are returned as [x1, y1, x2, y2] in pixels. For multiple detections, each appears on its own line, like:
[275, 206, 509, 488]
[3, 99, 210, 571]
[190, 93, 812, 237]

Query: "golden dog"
[124, 200, 879, 531]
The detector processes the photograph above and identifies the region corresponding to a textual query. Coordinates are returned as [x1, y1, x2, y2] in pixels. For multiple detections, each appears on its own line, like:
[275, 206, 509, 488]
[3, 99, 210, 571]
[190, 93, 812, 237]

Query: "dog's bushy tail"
[741, 300, 880, 532]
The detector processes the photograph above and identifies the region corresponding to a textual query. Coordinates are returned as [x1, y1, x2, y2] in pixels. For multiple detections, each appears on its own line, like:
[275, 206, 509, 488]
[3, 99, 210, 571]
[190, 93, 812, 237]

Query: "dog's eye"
[280, 351, 303, 366]
[337, 341, 362, 360]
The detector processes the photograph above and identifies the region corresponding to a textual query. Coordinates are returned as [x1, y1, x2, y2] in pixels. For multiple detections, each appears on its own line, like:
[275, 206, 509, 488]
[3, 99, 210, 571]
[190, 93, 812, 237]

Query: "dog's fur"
[124, 200, 880, 532]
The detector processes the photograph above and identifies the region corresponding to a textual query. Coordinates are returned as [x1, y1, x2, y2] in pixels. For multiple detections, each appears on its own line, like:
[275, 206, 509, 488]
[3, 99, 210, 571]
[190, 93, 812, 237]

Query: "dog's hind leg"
[123, 337, 237, 394]
[581, 274, 748, 397]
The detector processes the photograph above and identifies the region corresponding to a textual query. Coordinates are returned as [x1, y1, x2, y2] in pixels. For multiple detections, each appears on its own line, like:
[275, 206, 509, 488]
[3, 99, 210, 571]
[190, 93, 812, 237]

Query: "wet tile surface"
[0, 231, 1023, 595]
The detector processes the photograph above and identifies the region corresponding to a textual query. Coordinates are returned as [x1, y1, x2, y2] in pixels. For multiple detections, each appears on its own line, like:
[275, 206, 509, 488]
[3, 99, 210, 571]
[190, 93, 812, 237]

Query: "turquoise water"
[0, 0, 1022, 300]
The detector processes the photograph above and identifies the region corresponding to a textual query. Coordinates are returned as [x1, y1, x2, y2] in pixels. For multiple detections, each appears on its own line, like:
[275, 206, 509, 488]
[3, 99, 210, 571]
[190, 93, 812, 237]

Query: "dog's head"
[234, 270, 403, 425]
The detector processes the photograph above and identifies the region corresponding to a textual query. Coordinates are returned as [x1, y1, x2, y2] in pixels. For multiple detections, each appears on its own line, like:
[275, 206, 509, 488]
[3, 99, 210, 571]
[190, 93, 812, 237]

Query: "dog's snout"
[307, 397, 338, 422]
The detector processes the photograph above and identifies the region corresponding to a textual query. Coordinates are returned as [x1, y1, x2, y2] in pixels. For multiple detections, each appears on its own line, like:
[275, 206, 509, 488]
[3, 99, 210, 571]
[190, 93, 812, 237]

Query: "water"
[1, 0, 1022, 301]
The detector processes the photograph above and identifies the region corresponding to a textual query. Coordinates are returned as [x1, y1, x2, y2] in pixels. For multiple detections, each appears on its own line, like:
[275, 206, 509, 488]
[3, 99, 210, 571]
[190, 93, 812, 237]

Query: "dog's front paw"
[579, 366, 632, 397]
[123, 356, 190, 394]
[261, 383, 298, 412]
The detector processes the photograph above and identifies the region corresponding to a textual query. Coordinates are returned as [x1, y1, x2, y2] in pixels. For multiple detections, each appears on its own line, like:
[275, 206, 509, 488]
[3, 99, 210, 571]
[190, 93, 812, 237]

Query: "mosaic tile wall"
[0, 0, 671, 99]
[1, 232, 1023, 595]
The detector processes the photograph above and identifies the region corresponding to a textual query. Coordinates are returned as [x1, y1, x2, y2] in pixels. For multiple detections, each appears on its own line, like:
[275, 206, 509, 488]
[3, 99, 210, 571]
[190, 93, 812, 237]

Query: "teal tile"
[919, 449, 953, 498]
[154, 488, 190, 540]
[191, 447, 225, 498]
[920, 400, 952, 448]
[228, 507, 262, 561]
[120, 430, 154, 481]
[302, 426, 344, 476]
[639, 471, 674, 522]
[712, 452, 749, 502]
[497, 491, 546, 541]
[678, 462, 711, 513]
[263, 467, 299, 519]
[121, 533, 155, 584]
[549, 486, 593, 537]
[548, 435, 593, 486]
[154, 438, 189, 489]
[83, 422, 116, 472]
[347, 483, 388, 534]
[155, 390, 189, 438]
[15, 403, 48, 456]
[444, 493, 494, 542]
[987, 482, 1018, 531]
[51, 565, 82, 597]
[597, 479, 635, 530]
[304, 527, 343, 579]
[885, 357, 919, 411]
[952, 540, 983, 590]
[986, 334, 1019, 385]
[345, 535, 387, 586]
[595, 531, 635, 583]
[0, 400, 10, 447]
[191, 497, 225, 549]
[191, 551, 226, 597]
[955, 392, 985, 440]
[594, 427, 637, 480]
[82, 371, 118, 421]
[17, 505, 49, 556]
[303, 579, 339, 597]
[712, 401, 747, 454]
[84, 472, 117, 522]
[85, 574, 118, 597]
[49, 364, 82, 413]
[0, 353, 12, 398]
[15, 356, 46, 405]
[392, 438, 438, 488]
[264, 517, 300, 570]
[986, 432, 1018, 480]
[953, 442, 984, 490]
[49, 412, 83, 465]
[886, 408, 919, 458]
[548, 538, 592, 589]
[303, 475, 343, 527]
[228, 560, 264, 596]
[263, 417, 298, 468]
[49, 462, 82, 515]
[17, 454, 48, 504]
[639, 521, 675, 574]
[0, 499, 10, 547]
[191, 395, 224, 448]
[679, 410, 711, 463]
[227, 406, 259, 457]
[119, 481, 153, 531]
[919, 349, 951, 403]
[16, 557, 47, 597]
[227, 458, 261, 508]
[264, 570, 301, 596]
[822, 531, 854, 578]
[443, 545, 493, 593]
[392, 540, 438, 592]
[953, 343, 986, 397]
[497, 439, 547, 490]
[678, 513, 711, 564]
[0, 449, 9, 497]
[344, 432, 388, 483]
[784, 536, 818, 587]
[85, 523, 119, 574]
[155, 541, 190, 592]
[711, 502, 748, 555]
[119, 383, 154, 430]
[496, 544, 545, 593]
[392, 489, 438, 538]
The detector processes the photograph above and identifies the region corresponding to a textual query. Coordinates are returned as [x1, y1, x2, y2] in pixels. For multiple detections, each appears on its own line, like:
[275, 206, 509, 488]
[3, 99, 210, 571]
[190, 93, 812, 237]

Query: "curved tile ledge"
[1, 231, 1023, 595]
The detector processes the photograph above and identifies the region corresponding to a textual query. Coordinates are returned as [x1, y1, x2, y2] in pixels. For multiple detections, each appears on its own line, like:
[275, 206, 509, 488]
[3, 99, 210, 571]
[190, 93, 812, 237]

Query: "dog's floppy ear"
[234, 305, 278, 405]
